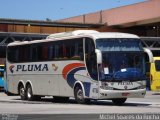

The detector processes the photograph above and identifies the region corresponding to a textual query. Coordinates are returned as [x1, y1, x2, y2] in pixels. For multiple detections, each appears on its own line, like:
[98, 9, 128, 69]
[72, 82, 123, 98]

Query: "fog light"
[92, 88, 98, 93]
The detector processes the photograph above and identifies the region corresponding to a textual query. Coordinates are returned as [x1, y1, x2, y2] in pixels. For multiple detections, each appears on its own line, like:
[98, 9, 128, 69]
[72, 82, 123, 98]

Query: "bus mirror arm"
[95, 49, 102, 64]
[143, 48, 154, 63]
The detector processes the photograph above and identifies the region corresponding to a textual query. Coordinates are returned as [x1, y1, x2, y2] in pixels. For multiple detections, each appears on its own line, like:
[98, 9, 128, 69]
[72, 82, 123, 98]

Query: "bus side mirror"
[95, 49, 102, 64]
[143, 48, 154, 63]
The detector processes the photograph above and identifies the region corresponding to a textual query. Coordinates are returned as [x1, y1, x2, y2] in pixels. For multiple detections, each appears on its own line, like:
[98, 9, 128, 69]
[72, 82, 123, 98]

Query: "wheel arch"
[73, 81, 85, 98]
[25, 80, 34, 93]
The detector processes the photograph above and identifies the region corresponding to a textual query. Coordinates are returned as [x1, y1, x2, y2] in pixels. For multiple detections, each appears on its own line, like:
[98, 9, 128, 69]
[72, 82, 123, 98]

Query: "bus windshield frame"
[96, 38, 146, 81]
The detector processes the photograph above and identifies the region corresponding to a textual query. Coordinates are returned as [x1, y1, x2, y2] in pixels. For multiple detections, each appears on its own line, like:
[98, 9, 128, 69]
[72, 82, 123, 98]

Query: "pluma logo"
[9, 65, 15, 73]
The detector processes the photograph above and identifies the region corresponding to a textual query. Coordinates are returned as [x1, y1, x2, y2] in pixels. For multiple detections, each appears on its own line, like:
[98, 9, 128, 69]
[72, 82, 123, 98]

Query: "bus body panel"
[7, 61, 97, 98]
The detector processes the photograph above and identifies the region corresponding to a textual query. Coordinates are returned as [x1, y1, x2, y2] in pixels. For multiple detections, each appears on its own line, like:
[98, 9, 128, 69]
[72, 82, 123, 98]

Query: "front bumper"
[99, 88, 146, 99]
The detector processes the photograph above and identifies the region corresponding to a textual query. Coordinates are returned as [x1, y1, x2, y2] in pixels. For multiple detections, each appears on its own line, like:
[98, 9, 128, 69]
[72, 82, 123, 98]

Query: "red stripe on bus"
[62, 63, 85, 80]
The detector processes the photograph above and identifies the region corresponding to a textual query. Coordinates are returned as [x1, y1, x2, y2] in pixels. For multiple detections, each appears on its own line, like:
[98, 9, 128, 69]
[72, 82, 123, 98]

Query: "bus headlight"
[138, 85, 146, 89]
[106, 86, 113, 90]
[92, 88, 98, 93]
[100, 82, 113, 90]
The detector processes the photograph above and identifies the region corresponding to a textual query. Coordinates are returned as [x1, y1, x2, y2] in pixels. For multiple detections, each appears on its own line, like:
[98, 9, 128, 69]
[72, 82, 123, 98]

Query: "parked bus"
[147, 57, 160, 91]
[0, 64, 4, 90]
[6, 30, 148, 105]
[144, 49, 160, 91]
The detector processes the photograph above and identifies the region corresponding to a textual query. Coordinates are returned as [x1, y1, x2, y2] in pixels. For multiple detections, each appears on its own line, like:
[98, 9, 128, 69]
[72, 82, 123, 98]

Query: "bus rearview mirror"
[95, 49, 102, 64]
[143, 48, 154, 63]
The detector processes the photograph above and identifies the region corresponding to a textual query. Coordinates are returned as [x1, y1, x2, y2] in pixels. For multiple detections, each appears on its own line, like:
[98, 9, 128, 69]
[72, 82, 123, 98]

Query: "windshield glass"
[155, 60, 160, 71]
[100, 52, 145, 81]
[96, 38, 145, 81]
[96, 38, 143, 52]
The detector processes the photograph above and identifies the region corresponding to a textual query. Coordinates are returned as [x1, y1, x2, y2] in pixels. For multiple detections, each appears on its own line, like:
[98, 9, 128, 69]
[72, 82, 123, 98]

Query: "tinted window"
[7, 38, 84, 63]
[49, 39, 83, 61]
[155, 60, 160, 71]
[96, 38, 143, 52]
[7, 46, 19, 63]
[85, 38, 98, 80]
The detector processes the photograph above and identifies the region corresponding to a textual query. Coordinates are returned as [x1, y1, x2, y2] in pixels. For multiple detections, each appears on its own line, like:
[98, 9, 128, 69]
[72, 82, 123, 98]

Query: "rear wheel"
[112, 98, 127, 106]
[19, 85, 26, 100]
[26, 85, 34, 101]
[74, 86, 90, 104]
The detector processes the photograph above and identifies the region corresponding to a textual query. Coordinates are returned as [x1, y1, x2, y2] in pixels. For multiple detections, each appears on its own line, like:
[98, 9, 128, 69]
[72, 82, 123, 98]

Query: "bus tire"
[112, 98, 127, 106]
[19, 85, 26, 100]
[74, 86, 90, 104]
[26, 85, 34, 101]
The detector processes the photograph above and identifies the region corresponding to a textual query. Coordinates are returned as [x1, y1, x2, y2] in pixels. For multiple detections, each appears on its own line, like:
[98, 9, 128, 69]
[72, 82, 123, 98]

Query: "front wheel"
[112, 98, 127, 106]
[74, 86, 90, 104]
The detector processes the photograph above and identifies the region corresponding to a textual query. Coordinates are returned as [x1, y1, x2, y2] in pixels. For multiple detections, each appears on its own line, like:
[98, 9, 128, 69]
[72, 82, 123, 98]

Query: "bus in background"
[149, 57, 160, 91]
[144, 49, 160, 92]
[0, 64, 4, 90]
[6, 30, 148, 105]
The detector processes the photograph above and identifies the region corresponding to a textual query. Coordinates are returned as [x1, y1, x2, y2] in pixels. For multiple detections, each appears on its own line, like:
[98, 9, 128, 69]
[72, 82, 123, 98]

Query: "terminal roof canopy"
[58, 0, 160, 28]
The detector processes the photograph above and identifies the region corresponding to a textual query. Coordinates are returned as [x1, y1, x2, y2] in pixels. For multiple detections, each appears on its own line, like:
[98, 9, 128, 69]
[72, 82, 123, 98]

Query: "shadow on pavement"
[10, 97, 151, 107]
[152, 92, 160, 95]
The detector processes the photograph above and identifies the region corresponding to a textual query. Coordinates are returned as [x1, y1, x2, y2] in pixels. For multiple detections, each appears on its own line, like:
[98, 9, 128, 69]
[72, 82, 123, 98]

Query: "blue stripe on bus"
[66, 67, 85, 88]
[83, 82, 91, 97]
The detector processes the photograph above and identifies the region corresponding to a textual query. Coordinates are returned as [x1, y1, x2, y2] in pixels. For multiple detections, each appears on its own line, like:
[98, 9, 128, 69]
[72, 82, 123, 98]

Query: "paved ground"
[0, 90, 160, 104]
[0, 91, 160, 120]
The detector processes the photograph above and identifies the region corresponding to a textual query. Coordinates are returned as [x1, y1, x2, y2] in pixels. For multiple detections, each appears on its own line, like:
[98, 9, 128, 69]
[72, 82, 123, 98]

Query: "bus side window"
[55, 44, 59, 60]
[70, 41, 76, 59]
[62, 44, 67, 59]
[19, 45, 30, 62]
[85, 38, 98, 80]
[48, 46, 55, 60]
[78, 40, 84, 60]
[42, 46, 48, 60]
[31, 45, 39, 62]
[67, 39, 83, 60]
[8, 46, 19, 63]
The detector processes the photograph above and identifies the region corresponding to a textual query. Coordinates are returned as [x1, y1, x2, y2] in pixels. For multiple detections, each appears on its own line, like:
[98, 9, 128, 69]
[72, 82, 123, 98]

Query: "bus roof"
[8, 30, 139, 46]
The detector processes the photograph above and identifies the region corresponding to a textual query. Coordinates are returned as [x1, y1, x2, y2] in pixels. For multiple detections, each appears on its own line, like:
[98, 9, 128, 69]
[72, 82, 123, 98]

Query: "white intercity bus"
[5, 30, 148, 105]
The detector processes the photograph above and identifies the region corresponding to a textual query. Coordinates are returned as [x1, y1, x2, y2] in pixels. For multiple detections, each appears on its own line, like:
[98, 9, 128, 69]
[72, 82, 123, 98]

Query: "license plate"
[122, 93, 130, 96]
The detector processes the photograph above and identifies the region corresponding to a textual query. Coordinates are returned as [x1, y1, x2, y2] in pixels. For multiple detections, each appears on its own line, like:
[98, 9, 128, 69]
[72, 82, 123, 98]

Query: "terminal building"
[0, 0, 160, 63]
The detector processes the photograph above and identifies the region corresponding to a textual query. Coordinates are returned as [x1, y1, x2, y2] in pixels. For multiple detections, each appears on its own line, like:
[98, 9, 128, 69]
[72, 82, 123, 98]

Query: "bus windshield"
[96, 38, 143, 52]
[96, 38, 145, 81]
